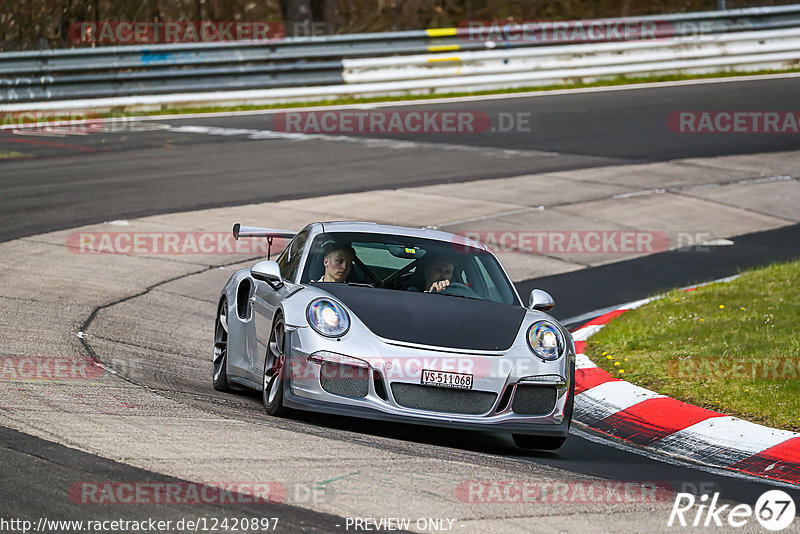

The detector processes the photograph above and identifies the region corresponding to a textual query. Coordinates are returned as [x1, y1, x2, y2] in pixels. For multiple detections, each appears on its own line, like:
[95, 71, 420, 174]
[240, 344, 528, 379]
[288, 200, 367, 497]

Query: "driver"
[423, 254, 454, 293]
[318, 242, 355, 283]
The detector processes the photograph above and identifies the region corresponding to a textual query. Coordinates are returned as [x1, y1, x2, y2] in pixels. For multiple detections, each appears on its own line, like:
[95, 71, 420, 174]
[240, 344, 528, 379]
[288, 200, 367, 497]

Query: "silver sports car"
[213, 221, 575, 450]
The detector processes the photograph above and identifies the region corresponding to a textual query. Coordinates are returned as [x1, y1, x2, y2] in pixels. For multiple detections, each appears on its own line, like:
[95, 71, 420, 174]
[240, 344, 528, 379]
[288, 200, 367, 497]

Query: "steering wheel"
[438, 282, 481, 299]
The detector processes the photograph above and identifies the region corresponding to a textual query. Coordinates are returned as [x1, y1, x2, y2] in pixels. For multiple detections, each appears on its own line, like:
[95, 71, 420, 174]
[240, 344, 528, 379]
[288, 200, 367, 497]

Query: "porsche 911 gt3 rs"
[213, 221, 575, 450]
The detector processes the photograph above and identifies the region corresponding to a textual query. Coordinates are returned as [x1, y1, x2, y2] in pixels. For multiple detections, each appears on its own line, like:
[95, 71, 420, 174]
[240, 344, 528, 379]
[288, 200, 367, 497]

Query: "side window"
[275, 242, 292, 279]
[474, 255, 516, 304]
[469, 256, 496, 300]
[277, 231, 308, 281]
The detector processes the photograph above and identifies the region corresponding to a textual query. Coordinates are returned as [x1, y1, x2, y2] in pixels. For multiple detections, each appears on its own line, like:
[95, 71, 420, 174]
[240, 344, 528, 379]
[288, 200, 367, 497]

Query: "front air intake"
[511, 385, 557, 415]
[390, 383, 497, 415]
[319, 362, 369, 398]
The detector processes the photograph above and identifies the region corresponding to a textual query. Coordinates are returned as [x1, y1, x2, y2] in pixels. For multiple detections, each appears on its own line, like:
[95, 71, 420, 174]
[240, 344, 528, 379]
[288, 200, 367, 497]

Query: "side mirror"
[251, 261, 283, 288]
[529, 289, 555, 311]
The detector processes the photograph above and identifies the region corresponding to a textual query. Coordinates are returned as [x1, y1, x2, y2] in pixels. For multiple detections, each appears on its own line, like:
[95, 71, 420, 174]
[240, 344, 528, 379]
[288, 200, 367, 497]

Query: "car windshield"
[300, 232, 519, 306]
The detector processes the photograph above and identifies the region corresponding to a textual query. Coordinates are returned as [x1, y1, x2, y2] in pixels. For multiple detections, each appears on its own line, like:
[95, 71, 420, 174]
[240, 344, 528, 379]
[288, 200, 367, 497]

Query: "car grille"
[390, 383, 497, 415]
[512, 384, 557, 415]
[319, 362, 369, 398]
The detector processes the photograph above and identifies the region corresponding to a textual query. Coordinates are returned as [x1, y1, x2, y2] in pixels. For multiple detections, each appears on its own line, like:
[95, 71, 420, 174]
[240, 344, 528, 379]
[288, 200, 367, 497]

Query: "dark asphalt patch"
[517, 223, 800, 323]
[2, 77, 800, 243]
[0, 425, 351, 532]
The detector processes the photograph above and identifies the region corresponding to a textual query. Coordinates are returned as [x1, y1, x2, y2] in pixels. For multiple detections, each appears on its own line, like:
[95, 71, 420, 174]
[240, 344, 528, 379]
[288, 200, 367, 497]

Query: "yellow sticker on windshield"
[405, 248, 416, 254]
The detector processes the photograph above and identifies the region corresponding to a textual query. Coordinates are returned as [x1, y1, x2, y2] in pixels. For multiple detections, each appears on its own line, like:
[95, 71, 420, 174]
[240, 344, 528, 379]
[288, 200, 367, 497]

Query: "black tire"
[212, 297, 231, 392]
[564, 360, 576, 430]
[262, 314, 291, 416]
[512, 433, 567, 450]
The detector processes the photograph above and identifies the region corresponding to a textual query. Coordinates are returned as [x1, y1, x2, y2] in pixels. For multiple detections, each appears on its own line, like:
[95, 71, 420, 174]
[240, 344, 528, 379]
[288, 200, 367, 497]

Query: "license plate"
[420, 369, 473, 390]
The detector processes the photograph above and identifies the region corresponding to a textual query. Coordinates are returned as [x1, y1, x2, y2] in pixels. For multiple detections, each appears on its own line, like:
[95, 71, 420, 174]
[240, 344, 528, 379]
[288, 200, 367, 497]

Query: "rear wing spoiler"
[232, 223, 297, 241]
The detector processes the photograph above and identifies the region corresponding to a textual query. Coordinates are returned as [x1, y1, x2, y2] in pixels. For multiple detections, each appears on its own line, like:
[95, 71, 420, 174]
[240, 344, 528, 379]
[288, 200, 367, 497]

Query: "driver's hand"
[427, 280, 450, 293]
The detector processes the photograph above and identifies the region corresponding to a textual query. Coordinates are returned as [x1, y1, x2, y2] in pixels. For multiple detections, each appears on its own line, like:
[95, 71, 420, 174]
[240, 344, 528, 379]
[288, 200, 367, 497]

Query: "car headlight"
[527, 321, 563, 361]
[306, 298, 350, 337]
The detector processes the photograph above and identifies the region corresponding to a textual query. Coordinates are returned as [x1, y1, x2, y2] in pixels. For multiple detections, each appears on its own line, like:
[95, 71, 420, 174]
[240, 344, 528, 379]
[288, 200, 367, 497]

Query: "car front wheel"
[212, 297, 231, 392]
[263, 315, 290, 416]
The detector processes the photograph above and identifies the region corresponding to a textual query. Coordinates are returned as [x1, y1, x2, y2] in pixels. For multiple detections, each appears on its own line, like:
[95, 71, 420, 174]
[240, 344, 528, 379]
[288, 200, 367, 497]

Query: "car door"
[251, 231, 308, 378]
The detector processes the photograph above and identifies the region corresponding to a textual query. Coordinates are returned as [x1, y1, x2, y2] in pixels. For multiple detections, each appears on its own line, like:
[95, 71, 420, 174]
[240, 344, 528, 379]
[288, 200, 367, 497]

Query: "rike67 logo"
[668, 490, 796, 531]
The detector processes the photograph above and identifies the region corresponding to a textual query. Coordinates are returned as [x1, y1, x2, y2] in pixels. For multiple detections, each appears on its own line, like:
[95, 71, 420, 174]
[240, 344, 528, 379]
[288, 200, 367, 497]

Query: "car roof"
[311, 221, 487, 250]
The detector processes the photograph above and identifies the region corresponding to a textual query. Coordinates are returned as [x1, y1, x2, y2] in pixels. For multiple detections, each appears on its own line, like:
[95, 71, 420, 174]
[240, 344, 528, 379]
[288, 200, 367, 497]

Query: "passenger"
[318, 242, 355, 283]
[422, 254, 455, 293]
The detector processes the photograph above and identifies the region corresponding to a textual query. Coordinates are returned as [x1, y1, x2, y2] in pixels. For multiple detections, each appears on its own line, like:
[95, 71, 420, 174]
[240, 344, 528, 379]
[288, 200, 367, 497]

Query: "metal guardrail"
[342, 27, 800, 82]
[1, 5, 800, 107]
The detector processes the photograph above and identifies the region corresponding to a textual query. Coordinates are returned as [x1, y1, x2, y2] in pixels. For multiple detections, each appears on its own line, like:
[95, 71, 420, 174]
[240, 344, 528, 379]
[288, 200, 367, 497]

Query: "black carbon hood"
[312, 284, 526, 351]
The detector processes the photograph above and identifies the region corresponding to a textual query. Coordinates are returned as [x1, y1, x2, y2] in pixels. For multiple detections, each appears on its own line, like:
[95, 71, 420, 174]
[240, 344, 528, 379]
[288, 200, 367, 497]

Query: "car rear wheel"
[212, 297, 231, 392]
[512, 433, 567, 450]
[263, 315, 290, 416]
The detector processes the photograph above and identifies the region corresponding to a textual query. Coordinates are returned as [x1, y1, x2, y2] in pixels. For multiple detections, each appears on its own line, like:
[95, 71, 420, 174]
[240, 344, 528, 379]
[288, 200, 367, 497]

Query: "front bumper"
[283, 327, 574, 437]
[283, 388, 570, 436]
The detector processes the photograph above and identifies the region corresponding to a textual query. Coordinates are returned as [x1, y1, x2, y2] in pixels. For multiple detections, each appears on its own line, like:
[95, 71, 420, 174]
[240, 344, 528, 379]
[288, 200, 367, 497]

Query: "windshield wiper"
[346, 282, 375, 287]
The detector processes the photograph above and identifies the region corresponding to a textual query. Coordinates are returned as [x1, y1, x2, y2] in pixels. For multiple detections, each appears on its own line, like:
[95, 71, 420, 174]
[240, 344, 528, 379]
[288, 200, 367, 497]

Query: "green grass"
[5, 67, 800, 122]
[586, 260, 800, 431]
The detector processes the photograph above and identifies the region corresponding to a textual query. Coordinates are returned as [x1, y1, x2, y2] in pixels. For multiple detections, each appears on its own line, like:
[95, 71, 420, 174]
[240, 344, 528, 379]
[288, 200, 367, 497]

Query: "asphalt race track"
[2, 76, 800, 531]
[0, 427, 342, 533]
[522, 223, 800, 324]
[1, 76, 800, 242]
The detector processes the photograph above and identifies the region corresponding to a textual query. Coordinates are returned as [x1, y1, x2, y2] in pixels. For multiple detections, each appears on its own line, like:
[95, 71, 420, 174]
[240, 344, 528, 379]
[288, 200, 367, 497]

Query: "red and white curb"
[571, 295, 800, 486]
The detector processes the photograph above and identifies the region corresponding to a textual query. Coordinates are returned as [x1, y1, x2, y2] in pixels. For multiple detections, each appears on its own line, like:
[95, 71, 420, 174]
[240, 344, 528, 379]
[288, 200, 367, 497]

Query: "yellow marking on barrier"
[426, 28, 457, 38]
[427, 56, 461, 63]
[428, 44, 460, 52]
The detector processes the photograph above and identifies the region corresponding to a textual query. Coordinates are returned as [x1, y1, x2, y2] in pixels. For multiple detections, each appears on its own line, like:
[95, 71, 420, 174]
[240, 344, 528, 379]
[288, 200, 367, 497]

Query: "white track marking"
[563, 305, 627, 328]
[161, 124, 560, 157]
[571, 425, 800, 491]
[571, 324, 606, 341]
[575, 381, 665, 426]
[619, 297, 652, 310]
[699, 238, 735, 246]
[575, 353, 598, 370]
[649, 417, 800, 464]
